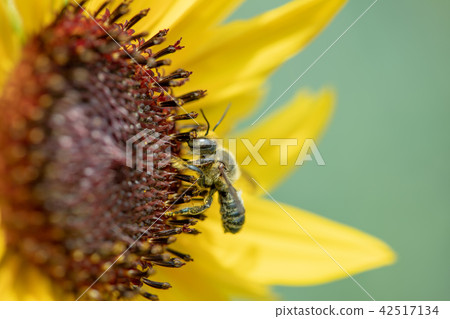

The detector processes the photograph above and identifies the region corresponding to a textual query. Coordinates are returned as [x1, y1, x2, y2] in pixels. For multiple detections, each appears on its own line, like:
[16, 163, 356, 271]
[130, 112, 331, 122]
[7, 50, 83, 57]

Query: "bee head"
[187, 105, 230, 156]
[188, 136, 217, 155]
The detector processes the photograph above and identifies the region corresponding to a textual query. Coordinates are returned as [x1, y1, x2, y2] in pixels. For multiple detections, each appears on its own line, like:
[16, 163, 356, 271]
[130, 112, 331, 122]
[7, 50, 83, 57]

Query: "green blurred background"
[229, 0, 450, 300]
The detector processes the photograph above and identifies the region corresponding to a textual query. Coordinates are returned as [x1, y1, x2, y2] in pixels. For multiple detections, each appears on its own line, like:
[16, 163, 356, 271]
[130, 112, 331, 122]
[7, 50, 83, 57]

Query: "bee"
[167, 105, 245, 233]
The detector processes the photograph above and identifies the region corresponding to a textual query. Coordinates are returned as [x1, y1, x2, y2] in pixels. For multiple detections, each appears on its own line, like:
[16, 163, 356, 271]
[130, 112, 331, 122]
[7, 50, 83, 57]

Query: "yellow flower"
[0, 0, 395, 300]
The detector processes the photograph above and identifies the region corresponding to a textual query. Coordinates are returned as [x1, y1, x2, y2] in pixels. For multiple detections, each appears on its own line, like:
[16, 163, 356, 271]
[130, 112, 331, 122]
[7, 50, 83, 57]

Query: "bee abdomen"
[222, 213, 245, 234]
[219, 191, 245, 234]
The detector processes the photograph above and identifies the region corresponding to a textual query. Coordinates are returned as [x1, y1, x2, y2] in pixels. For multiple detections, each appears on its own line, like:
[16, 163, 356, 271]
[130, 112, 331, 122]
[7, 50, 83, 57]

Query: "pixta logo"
[126, 129, 172, 173]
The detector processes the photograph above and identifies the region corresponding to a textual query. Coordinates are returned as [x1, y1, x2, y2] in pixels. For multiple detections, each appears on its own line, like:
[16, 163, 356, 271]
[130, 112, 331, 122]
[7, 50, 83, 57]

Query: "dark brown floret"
[0, 1, 206, 300]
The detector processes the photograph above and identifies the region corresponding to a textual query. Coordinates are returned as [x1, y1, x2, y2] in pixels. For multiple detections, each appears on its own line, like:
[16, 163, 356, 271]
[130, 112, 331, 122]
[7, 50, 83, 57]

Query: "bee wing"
[219, 165, 245, 214]
[239, 167, 258, 191]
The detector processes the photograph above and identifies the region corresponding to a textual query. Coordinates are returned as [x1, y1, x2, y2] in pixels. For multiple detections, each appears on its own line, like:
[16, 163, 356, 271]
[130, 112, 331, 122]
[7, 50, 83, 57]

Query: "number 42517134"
[379, 305, 439, 316]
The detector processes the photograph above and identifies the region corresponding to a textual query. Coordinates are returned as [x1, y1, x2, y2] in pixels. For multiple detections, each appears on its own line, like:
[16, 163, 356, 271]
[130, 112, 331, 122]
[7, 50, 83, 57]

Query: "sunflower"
[0, 0, 395, 300]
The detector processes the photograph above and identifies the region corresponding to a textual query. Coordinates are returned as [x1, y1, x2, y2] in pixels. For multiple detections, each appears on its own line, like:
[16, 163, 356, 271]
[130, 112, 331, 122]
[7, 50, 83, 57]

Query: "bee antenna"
[200, 109, 210, 136]
[213, 103, 231, 132]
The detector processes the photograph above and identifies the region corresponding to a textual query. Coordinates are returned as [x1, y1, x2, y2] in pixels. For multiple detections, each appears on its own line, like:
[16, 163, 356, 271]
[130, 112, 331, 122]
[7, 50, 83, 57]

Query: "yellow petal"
[134, 0, 244, 39]
[13, 0, 67, 36]
[235, 89, 334, 193]
[195, 193, 395, 286]
[174, 0, 346, 134]
[151, 238, 274, 301]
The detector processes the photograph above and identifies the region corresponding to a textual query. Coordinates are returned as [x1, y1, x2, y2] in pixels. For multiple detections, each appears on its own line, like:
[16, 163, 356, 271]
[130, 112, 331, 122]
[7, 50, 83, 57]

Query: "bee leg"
[177, 124, 208, 131]
[166, 189, 216, 217]
[171, 156, 204, 176]
[185, 158, 215, 167]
